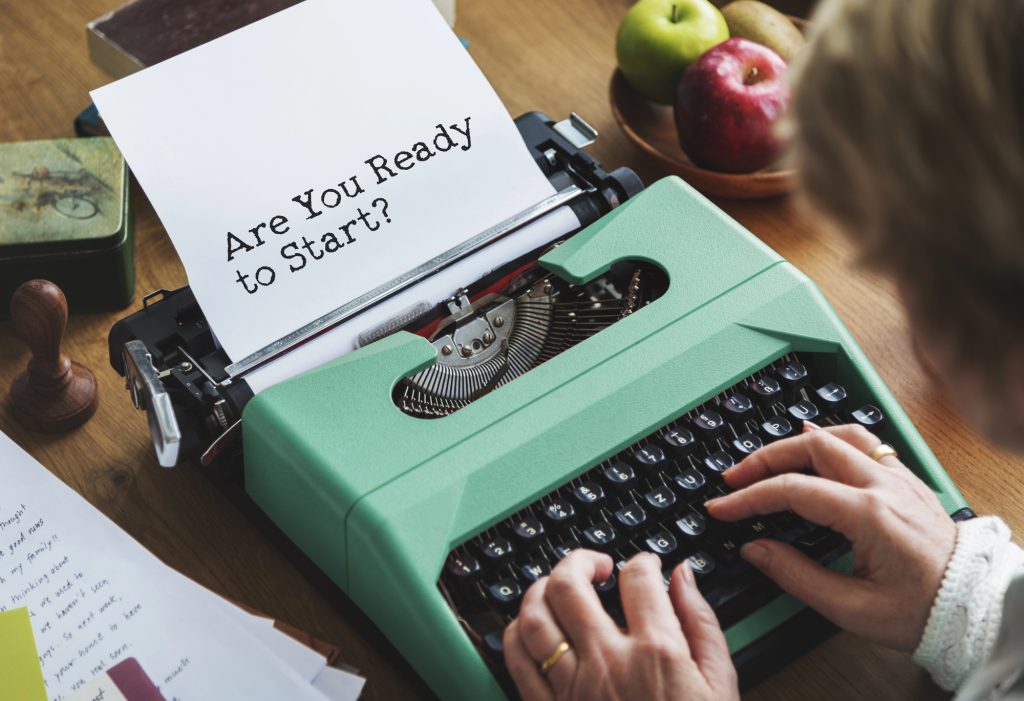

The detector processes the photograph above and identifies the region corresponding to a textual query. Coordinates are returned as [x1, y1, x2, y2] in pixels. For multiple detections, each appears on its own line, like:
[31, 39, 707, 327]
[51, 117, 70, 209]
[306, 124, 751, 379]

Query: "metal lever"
[123, 340, 182, 467]
[553, 113, 598, 149]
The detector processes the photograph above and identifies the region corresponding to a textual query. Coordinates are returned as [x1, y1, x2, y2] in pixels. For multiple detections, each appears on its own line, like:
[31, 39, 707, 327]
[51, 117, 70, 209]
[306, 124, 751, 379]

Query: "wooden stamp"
[9, 279, 99, 432]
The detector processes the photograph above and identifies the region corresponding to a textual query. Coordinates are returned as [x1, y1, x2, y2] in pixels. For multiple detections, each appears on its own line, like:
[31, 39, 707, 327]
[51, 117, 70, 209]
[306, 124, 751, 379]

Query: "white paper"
[246, 204, 579, 392]
[0, 432, 333, 701]
[312, 666, 367, 701]
[209, 598, 328, 683]
[92, 0, 556, 365]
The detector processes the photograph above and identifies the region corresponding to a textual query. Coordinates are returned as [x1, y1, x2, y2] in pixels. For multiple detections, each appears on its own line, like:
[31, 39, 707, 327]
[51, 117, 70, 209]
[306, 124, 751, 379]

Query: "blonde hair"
[789, 0, 1024, 362]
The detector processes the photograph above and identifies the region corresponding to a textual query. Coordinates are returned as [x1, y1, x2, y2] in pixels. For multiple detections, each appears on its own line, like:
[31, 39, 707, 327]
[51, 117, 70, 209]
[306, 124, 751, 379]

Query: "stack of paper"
[0, 430, 364, 701]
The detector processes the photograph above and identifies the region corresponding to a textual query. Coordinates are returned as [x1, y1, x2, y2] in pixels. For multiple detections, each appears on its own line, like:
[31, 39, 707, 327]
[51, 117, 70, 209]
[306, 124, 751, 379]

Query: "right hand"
[705, 424, 957, 652]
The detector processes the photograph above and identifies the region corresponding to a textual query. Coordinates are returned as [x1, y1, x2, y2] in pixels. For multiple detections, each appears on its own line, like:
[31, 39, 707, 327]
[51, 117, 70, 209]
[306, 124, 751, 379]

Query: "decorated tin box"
[0, 137, 133, 316]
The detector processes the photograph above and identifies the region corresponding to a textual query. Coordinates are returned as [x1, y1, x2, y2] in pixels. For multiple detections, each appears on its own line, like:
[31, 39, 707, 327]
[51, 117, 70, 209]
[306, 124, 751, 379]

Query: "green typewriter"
[111, 150, 972, 698]
[248, 174, 974, 698]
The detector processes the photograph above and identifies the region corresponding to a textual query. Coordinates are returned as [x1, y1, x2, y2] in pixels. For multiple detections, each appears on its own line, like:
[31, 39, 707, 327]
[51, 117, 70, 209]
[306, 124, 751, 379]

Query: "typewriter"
[109, 113, 974, 701]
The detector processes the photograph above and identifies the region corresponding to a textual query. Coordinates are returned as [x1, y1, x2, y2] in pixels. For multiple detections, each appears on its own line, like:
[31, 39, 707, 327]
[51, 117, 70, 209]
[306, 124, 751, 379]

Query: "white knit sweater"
[914, 517, 1024, 699]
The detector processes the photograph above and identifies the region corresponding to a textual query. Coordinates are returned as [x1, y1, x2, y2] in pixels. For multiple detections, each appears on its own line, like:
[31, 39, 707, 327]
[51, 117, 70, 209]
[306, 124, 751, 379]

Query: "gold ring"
[869, 443, 898, 462]
[539, 640, 571, 675]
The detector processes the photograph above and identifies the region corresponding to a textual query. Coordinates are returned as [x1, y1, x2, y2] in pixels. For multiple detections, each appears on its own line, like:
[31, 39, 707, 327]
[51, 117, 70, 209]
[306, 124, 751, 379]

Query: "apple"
[616, 0, 729, 105]
[674, 38, 789, 173]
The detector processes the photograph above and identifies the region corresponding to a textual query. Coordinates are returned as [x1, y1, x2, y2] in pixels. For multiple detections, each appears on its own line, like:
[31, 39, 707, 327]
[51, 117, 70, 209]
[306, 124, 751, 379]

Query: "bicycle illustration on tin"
[0, 165, 110, 220]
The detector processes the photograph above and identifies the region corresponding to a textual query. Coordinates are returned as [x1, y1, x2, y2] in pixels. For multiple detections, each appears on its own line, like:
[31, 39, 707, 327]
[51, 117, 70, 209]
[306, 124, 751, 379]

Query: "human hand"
[503, 550, 739, 701]
[706, 424, 957, 652]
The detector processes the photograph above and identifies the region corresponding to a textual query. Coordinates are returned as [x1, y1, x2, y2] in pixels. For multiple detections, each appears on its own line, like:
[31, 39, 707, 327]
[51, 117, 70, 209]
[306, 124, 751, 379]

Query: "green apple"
[616, 0, 729, 104]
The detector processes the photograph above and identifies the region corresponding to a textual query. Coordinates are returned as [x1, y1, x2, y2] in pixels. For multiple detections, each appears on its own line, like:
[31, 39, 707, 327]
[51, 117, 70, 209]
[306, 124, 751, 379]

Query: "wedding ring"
[539, 640, 571, 675]
[868, 443, 898, 462]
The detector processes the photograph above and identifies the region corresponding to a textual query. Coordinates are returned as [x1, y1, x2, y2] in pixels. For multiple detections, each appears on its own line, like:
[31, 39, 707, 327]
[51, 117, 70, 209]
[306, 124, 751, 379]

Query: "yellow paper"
[0, 607, 47, 701]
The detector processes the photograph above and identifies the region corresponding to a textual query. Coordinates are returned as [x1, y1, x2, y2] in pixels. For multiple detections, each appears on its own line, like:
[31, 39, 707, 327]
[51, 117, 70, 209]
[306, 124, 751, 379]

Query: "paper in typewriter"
[91, 0, 559, 366]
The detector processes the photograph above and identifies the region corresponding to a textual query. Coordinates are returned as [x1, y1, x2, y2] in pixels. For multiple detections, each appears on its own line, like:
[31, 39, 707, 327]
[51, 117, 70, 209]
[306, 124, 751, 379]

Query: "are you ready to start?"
[225, 117, 475, 295]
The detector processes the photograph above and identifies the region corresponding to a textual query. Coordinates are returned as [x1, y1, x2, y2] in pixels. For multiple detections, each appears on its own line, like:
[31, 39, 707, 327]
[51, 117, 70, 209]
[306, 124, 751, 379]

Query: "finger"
[669, 563, 736, 691]
[818, 425, 907, 469]
[815, 424, 881, 453]
[618, 553, 685, 642]
[739, 538, 876, 632]
[515, 577, 579, 694]
[707, 472, 863, 536]
[504, 619, 557, 701]
[544, 550, 619, 648]
[722, 429, 877, 489]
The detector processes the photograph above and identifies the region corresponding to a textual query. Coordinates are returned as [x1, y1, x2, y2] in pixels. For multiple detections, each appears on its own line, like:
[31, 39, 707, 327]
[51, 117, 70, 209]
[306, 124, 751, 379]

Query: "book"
[88, 0, 456, 79]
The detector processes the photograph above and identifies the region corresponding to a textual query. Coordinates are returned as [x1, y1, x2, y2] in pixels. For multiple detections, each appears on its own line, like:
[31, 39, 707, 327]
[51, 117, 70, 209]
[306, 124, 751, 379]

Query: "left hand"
[502, 550, 739, 701]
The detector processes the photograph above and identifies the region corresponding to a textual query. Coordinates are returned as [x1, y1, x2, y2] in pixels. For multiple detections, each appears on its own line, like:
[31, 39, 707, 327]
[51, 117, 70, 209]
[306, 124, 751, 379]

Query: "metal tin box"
[0, 137, 133, 316]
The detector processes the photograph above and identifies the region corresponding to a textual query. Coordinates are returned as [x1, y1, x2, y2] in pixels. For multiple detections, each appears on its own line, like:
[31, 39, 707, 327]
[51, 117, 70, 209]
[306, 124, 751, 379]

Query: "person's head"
[789, 0, 1024, 450]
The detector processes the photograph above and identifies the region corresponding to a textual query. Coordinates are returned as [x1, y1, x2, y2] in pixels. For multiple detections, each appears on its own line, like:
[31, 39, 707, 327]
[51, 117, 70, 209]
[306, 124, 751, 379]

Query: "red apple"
[674, 37, 790, 173]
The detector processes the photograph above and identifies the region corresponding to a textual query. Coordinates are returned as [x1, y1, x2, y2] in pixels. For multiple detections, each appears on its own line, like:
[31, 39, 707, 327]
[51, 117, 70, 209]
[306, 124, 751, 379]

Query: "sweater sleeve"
[913, 516, 1024, 691]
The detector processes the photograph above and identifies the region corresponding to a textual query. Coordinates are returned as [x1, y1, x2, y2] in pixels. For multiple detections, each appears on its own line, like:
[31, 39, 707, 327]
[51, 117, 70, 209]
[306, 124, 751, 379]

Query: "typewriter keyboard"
[439, 353, 886, 673]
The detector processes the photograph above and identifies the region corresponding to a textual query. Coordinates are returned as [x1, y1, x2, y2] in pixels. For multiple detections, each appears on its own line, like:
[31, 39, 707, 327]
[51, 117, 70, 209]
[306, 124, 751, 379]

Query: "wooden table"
[2, 1, 1021, 699]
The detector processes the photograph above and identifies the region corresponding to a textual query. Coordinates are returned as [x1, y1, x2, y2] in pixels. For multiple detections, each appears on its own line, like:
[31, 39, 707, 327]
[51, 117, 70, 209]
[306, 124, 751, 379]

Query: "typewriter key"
[777, 360, 810, 400]
[693, 409, 726, 439]
[582, 522, 618, 549]
[644, 485, 677, 511]
[787, 399, 820, 430]
[602, 461, 636, 491]
[520, 561, 552, 582]
[674, 468, 707, 493]
[675, 512, 706, 538]
[721, 393, 755, 423]
[761, 415, 795, 441]
[632, 444, 666, 467]
[614, 503, 648, 530]
[664, 426, 697, 455]
[686, 551, 716, 577]
[749, 375, 782, 408]
[704, 450, 735, 474]
[815, 382, 848, 411]
[445, 553, 481, 579]
[733, 433, 763, 456]
[552, 540, 581, 561]
[542, 499, 575, 527]
[851, 404, 885, 430]
[512, 516, 545, 544]
[488, 579, 523, 608]
[483, 628, 505, 655]
[645, 529, 678, 556]
[479, 536, 514, 563]
[572, 481, 606, 509]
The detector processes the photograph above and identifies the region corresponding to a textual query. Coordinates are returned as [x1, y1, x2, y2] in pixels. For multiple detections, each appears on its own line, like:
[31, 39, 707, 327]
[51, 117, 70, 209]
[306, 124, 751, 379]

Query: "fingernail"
[680, 560, 695, 586]
[639, 551, 661, 566]
[804, 421, 821, 431]
[704, 497, 721, 509]
[740, 542, 768, 566]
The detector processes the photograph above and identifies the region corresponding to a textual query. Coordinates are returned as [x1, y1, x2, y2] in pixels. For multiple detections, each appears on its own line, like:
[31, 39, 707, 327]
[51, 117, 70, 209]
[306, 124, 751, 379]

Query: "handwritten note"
[0, 431, 339, 701]
[92, 0, 556, 365]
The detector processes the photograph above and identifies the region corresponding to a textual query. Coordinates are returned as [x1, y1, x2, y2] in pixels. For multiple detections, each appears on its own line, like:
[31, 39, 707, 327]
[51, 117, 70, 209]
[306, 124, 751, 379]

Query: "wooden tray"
[610, 17, 808, 200]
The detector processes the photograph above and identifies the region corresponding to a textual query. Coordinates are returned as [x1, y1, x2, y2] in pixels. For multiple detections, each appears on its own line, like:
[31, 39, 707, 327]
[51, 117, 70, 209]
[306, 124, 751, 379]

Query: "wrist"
[913, 516, 1019, 690]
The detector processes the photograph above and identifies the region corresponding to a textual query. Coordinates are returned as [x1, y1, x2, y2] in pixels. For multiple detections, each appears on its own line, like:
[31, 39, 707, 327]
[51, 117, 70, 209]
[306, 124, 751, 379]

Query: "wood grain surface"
[1, 1, 1021, 699]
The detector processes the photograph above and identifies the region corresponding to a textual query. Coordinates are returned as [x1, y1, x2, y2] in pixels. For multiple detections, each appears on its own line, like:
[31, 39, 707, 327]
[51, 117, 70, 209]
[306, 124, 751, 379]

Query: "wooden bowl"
[610, 70, 792, 199]
[610, 18, 808, 200]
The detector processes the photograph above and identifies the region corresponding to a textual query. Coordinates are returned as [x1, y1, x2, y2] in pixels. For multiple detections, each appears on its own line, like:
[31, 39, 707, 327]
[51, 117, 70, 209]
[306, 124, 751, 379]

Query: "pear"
[720, 1, 804, 63]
